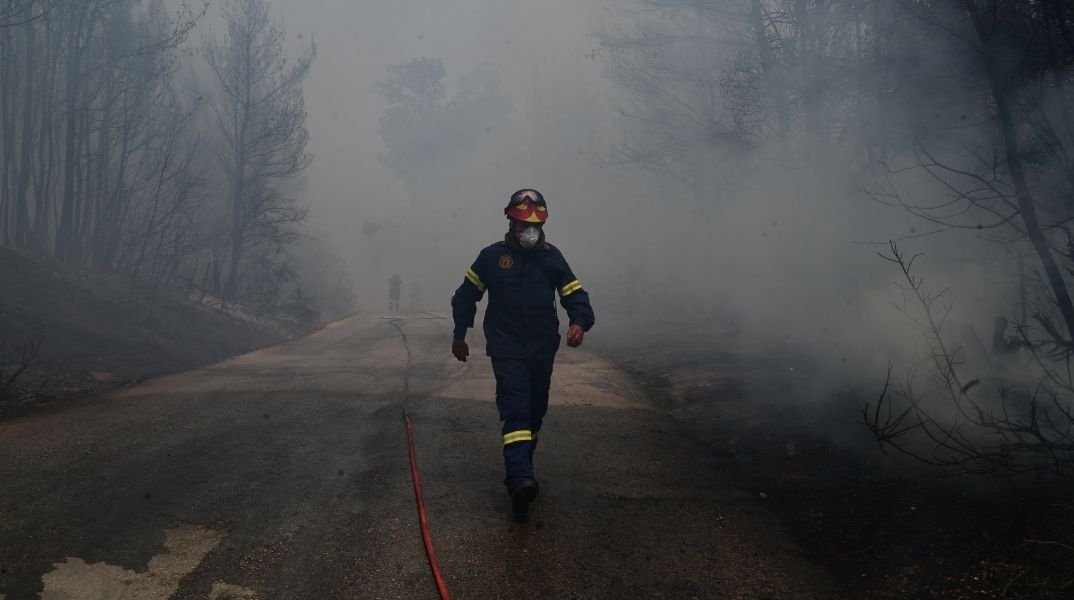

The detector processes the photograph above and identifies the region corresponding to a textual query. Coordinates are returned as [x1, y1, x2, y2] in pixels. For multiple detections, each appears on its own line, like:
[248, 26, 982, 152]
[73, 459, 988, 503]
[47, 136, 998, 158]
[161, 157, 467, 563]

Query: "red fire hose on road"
[388, 318, 452, 600]
[405, 413, 452, 600]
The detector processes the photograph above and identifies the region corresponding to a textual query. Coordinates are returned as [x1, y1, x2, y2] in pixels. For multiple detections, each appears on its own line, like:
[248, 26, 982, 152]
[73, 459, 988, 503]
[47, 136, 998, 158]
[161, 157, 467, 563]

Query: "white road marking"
[39, 525, 258, 599]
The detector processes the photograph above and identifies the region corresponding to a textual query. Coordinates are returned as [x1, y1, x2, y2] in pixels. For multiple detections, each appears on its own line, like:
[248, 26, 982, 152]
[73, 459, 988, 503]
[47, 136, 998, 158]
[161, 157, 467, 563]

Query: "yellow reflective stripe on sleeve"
[502, 430, 533, 445]
[559, 280, 583, 297]
[466, 268, 486, 292]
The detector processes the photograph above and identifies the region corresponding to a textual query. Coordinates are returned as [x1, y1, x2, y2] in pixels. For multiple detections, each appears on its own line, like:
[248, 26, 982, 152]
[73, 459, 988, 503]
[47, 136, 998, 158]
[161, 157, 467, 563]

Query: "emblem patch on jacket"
[498, 255, 513, 269]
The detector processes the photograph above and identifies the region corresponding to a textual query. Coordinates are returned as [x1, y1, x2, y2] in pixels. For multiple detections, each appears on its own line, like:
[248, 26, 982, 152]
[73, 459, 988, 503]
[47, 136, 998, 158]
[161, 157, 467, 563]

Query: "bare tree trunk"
[15, 11, 37, 248]
[104, 90, 133, 269]
[749, 0, 791, 138]
[224, 147, 245, 300]
[32, 16, 56, 252]
[965, 0, 1074, 344]
[55, 13, 80, 261]
[0, 17, 16, 246]
[210, 0, 313, 301]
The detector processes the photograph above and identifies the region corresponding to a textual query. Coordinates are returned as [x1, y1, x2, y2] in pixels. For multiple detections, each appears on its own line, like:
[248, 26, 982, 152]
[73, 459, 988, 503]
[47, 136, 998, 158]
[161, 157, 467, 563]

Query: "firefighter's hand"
[452, 339, 469, 362]
[567, 324, 585, 348]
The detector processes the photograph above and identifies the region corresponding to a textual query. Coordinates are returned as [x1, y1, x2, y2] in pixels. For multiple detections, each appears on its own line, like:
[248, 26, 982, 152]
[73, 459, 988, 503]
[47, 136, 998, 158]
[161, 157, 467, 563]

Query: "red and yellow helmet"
[504, 189, 548, 223]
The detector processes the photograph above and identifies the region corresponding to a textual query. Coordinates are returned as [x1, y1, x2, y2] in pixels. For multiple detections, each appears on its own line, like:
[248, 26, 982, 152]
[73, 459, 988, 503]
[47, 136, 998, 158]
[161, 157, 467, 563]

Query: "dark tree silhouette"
[206, 0, 314, 301]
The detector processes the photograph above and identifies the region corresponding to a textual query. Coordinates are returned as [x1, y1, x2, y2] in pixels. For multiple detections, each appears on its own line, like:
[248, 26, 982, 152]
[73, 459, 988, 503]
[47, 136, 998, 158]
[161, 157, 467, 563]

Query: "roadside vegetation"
[0, 0, 354, 417]
[602, 0, 1074, 480]
[600, 1, 1074, 595]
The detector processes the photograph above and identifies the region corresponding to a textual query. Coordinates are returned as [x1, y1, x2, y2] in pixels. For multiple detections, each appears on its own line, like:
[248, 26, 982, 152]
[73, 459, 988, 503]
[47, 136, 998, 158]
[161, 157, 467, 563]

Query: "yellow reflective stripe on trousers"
[503, 430, 533, 445]
[466, 268, 486, 292]
[559, 279, 582, 297]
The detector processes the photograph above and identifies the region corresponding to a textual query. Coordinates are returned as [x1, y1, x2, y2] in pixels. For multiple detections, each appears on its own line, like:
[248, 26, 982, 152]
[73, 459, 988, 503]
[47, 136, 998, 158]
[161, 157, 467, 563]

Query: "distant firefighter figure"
[388, 274, 402, 311]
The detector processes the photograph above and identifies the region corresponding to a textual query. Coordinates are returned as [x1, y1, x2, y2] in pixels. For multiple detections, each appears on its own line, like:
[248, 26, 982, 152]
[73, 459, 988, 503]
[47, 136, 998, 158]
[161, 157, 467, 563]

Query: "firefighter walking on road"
[450, 189, 595, 519]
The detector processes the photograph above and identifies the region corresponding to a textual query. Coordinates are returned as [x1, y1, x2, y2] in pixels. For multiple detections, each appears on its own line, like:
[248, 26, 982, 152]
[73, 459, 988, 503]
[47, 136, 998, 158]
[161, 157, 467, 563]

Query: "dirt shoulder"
[591, 316, 1074, 599]
[0, 246, 321, 418]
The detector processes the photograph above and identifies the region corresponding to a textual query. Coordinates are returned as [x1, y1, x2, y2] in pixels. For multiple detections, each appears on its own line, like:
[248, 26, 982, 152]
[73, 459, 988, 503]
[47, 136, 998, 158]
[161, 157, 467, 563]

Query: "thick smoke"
[246, 0, 1058, 459]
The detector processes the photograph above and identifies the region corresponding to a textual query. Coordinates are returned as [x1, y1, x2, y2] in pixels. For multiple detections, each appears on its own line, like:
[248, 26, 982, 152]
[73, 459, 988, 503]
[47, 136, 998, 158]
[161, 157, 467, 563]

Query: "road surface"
[0, 313, 835, 599]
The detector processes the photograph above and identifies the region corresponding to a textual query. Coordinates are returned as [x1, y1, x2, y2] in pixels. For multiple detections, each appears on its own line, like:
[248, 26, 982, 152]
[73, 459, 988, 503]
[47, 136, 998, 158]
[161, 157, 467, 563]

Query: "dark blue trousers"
[491, 356, 555, 488]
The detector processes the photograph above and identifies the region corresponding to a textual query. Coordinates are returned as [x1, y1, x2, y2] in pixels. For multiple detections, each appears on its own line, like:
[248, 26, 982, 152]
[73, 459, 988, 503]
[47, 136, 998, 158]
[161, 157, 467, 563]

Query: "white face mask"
[519, 225, 541, 249]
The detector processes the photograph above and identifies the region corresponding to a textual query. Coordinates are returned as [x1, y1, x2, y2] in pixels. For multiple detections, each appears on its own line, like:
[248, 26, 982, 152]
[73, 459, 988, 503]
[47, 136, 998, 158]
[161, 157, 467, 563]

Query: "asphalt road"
[0, 313, 836, 599]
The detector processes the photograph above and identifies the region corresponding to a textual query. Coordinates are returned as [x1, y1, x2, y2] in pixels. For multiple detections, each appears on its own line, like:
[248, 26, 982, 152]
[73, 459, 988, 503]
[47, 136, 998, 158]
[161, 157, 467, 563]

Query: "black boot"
[508, 479, 539, 520]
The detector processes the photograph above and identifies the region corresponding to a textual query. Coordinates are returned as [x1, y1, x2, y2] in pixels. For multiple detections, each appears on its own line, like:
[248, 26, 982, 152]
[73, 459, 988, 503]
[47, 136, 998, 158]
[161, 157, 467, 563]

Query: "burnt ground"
[595, 319, 1074, 599]
[0, 246, 320, 418]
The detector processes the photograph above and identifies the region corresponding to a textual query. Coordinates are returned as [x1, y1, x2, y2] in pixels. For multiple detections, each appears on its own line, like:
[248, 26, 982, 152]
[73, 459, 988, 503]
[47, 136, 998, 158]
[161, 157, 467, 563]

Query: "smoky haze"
[266, 0, 612, 309]
[262, 0, 1011, 390]
[7, 2, 1074, 594]
[1, 0, 1047, 441]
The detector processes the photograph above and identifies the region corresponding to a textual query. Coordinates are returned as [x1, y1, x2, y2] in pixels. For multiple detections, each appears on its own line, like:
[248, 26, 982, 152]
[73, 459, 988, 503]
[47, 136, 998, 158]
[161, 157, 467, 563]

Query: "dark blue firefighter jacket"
[451, 240, 595, 359]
